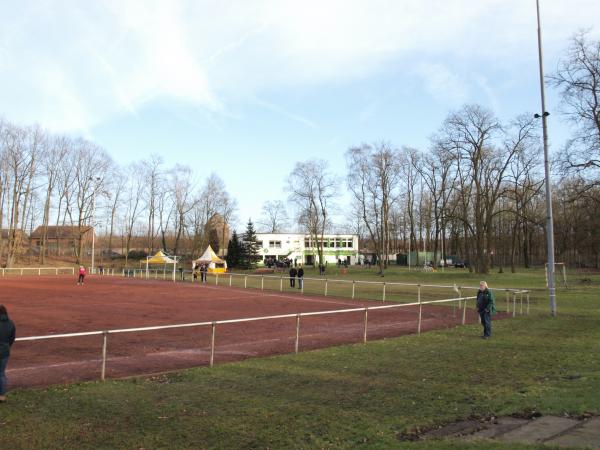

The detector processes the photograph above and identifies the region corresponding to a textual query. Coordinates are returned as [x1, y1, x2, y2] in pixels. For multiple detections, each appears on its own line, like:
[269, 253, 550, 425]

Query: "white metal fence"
[116, 269, 531, 315]
[0, 267, 74, 276]
[9, 268, 531, 383]
[16, 294, 495, 382]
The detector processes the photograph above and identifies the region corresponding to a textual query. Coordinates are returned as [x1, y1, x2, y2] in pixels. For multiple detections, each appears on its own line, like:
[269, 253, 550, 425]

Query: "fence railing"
[16, 294, 494, 382]
[116, 269, 531, 315]
[0, 267, 74, 276]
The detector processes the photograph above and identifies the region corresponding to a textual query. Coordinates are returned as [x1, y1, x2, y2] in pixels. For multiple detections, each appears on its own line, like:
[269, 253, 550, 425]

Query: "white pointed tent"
[193, 245, 227, 273]
[145, 250, 178, 281]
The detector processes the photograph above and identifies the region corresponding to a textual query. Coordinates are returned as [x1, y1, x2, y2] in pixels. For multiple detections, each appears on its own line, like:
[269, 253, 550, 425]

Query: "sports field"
[2, 274, 488, 388]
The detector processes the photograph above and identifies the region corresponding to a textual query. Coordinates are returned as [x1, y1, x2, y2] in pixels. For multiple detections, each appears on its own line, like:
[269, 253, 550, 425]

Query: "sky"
[2, 0, 600, 231]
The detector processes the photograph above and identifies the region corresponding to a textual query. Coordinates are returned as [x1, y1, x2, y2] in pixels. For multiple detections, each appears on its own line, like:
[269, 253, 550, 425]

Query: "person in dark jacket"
[289, 267, 297, 287]
[0, 305, 16, 402]
[297, 266, 304, 290]
[476, 281, 495, 339]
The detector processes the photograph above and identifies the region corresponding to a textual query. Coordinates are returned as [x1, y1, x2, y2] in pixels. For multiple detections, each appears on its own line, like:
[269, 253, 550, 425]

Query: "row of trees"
[0, 120, 237, 267]
[281, 33, 600, 274]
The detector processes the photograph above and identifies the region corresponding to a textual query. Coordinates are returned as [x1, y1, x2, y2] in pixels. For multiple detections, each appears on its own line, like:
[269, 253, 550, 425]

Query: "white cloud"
[415, 63, 468, 105]
[0, 0, 599, 132]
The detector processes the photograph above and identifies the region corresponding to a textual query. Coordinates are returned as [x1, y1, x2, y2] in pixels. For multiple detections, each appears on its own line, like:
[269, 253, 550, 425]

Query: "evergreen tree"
[226, 231, 242, 268]
[242, 219, 261, 269]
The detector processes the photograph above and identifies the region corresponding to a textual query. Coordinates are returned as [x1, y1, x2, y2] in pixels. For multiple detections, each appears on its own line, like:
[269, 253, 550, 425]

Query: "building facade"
[255, 233, 359, 266]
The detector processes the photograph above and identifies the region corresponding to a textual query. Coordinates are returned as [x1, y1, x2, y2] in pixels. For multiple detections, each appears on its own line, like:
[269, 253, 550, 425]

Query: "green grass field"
[1, 266, 598, 449]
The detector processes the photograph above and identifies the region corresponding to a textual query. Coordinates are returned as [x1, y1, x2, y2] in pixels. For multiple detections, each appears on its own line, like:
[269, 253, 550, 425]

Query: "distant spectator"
[476, 281, 496, 339]
[289, 267, 297, 287]
[297, 266, 304, 290]
[0, 304, 16, 402]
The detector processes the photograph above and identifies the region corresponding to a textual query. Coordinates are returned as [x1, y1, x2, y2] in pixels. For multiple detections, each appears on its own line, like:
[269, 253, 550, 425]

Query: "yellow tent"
[193, 245, 227, 273]
[146, 250, 177, 265]
[145, 250, 178, 281]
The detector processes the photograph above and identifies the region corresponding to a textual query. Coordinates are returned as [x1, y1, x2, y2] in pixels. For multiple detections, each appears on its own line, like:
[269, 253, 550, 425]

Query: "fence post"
[261, 276, 264, 290]
[101, 331, 108, 381]
[21, 269, 23, 275]
[363, 308, 368, 343]
[244, 275, 247, 289]
[512, 293, 517, 318]
[324, 279, 328, 297]
[230, 275, 233, 287]
[295, 314, 300, 354]
[280, 276, 283, 292]
[352, 280, 355, 299]
[461, 289, 467, 325]
[38, 268, 41, 275]
[216, 274, 219, 286]
[382, 282, 386, 302]
[520, 292, 524, 315]
[527, 292, 530, 315]
[506, 291, 510, 314]
[210, 322, 216, 368]
[418, 286, 423, 335]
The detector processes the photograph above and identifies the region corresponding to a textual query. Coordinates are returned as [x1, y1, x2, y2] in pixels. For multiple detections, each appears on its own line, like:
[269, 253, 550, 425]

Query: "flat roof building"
[255, 233, 359, 266]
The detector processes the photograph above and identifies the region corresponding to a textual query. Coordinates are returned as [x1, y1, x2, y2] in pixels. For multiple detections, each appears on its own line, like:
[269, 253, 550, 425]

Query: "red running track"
[0, 275, 493, 388]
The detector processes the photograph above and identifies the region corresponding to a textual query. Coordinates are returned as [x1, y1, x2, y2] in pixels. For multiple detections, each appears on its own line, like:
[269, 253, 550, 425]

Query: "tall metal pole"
[91, 184, 97, 274]
[535, 0, 557, 316]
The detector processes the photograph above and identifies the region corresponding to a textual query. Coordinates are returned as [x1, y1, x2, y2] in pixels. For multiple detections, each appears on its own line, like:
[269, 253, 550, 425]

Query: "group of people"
[265, 257, 296, 269]
[288, 266, 305, 289]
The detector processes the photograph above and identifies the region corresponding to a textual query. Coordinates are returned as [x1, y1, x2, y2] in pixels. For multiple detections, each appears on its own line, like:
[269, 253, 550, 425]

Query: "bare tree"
[346, 143, 401, 275]
[438, 105, 537, 273]
[420, 141, 458, 267]
[169, 165, 197, 256]
[141, 155, 164, 254]
[550, 31, 600, 188]
[258, 200, 289, 233]
[287, 160, 337, 266]
[38, 134, 69, 263]
[69, 138, 111, 263]
[105, 164, 127, 259]
[0, 123, 40, 266]
[122, 162, 146, 265]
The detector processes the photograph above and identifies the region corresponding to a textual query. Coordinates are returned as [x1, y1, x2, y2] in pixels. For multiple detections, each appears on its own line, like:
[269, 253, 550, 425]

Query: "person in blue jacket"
[0, 304, 16, 402]
[476, 281, 495, 339]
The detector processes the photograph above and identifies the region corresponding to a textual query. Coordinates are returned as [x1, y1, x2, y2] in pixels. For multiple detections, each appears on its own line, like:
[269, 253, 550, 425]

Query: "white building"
[255, 233, 359, 266]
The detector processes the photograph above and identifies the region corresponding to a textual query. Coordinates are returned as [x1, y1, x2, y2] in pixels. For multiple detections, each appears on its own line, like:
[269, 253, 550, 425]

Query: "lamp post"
[90, 177, 100, 274]
[535, 0, 557, 316]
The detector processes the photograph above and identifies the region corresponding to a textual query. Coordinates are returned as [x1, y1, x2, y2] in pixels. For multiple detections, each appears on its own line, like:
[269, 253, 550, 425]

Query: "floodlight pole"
[535, 0, 557, 316]
[90, 177, 100, 274]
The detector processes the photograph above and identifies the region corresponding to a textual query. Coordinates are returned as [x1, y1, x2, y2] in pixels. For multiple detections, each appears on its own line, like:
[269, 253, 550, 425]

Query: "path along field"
[1, 275, 496, 388]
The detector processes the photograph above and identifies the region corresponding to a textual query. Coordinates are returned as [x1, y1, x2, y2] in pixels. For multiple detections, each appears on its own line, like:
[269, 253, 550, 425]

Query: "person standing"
[77, 266, 86, 285]
[289, 267, 297, 287]
[0, 305, 16, 402]
[476, 281, 495, 339]
[297, 266, 304, 290]
[201, 264, 207, 283]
